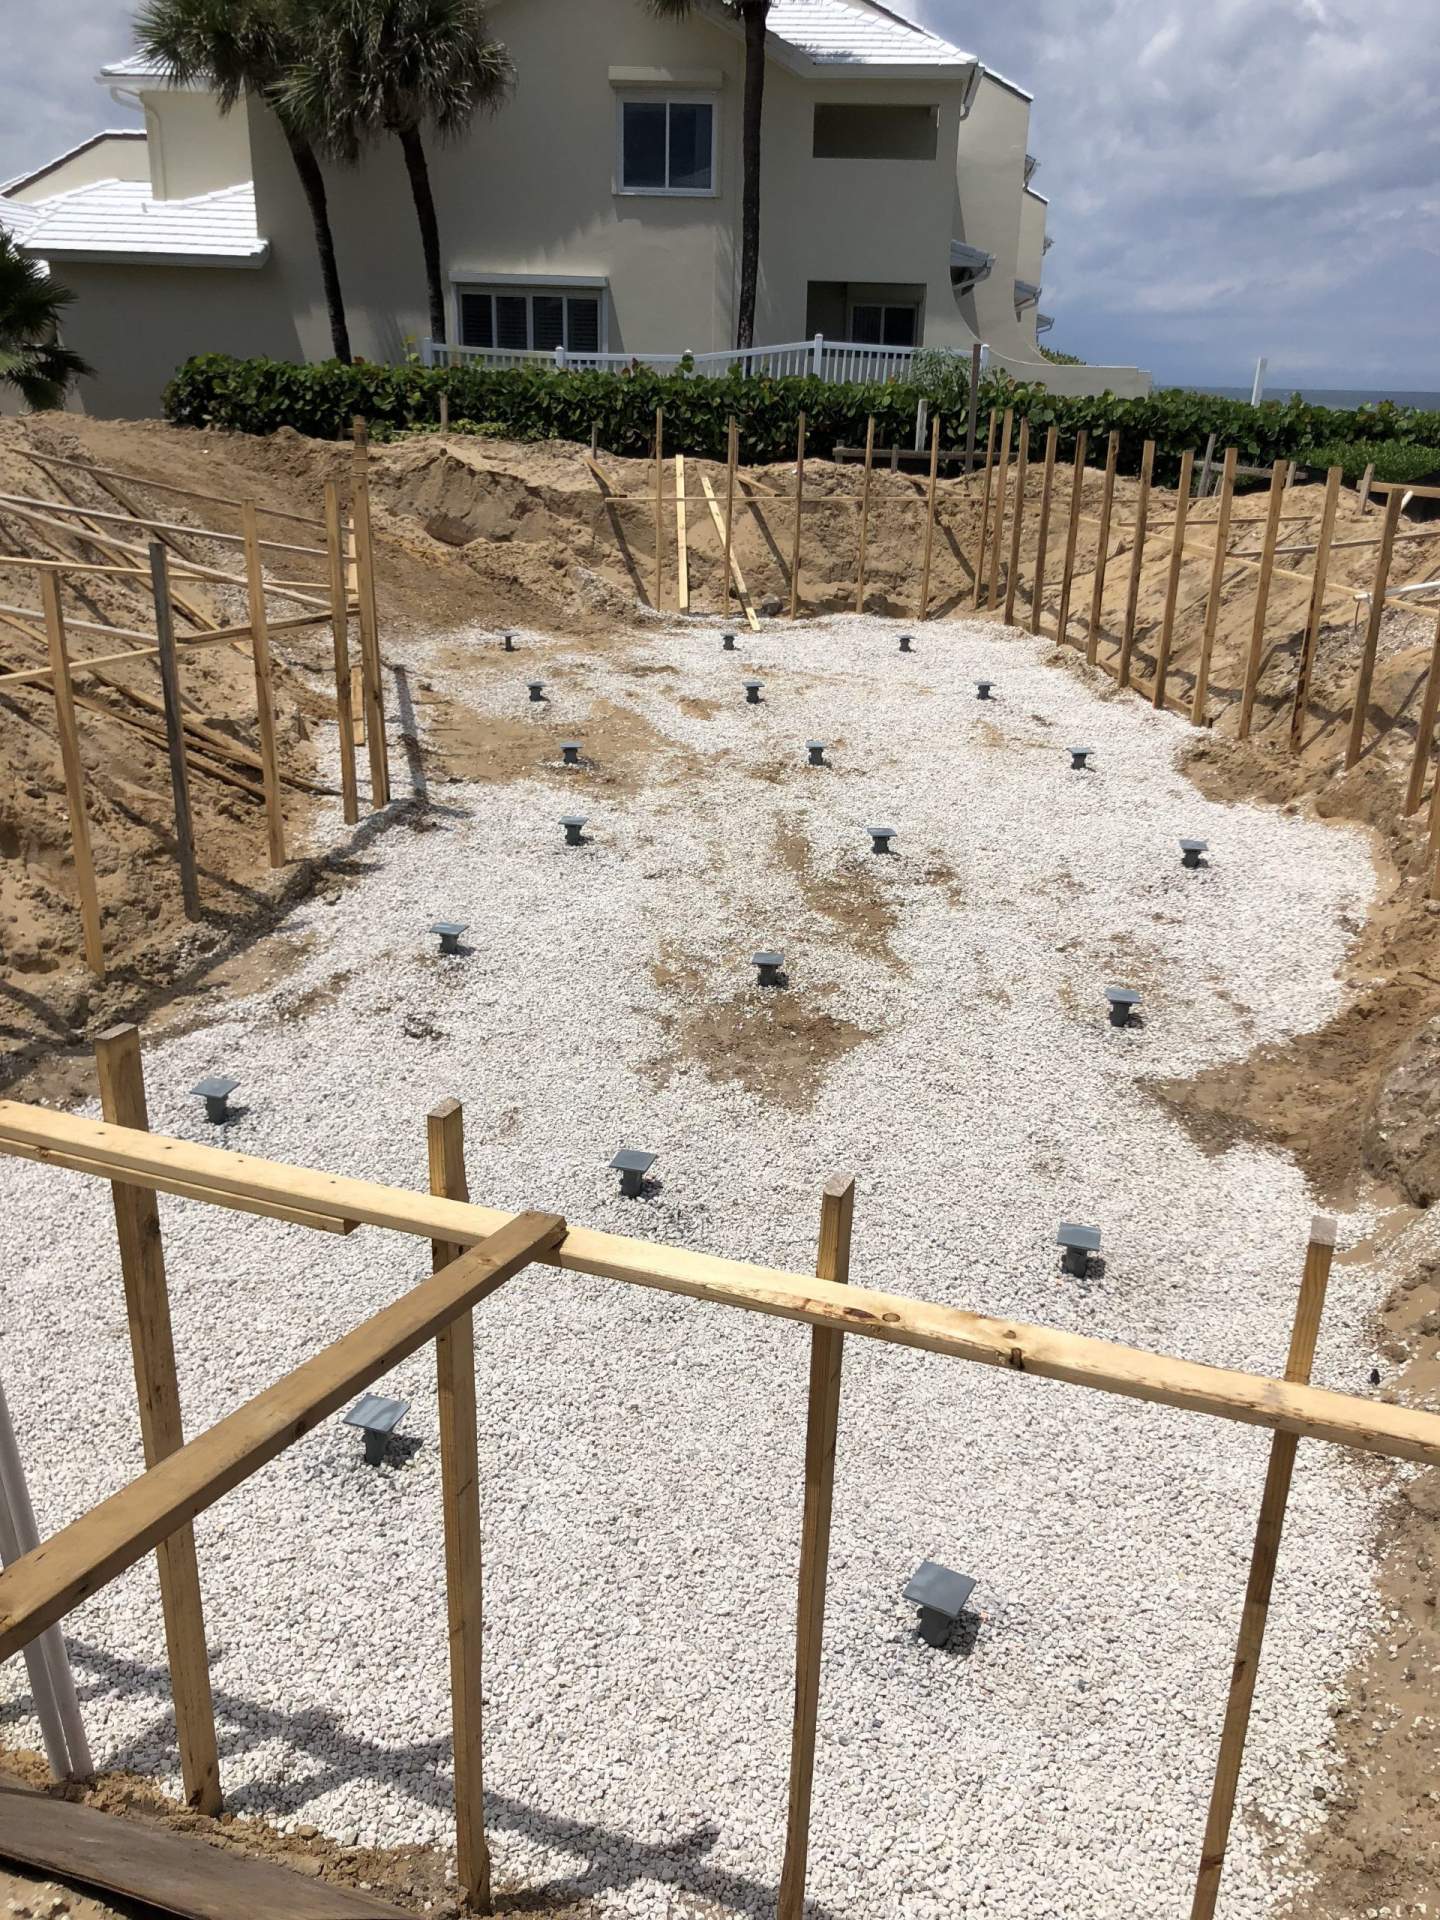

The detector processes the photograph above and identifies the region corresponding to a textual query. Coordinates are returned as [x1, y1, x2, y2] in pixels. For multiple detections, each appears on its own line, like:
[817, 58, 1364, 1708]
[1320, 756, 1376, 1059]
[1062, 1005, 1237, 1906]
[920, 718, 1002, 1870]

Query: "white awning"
[950, 240, 994, 289]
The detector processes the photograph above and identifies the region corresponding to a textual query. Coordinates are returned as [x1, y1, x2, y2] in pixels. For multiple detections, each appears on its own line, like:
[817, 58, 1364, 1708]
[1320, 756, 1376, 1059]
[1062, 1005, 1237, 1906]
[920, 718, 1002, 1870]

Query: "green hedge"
[1297, 438, 1440, 487]
[163, 353, 1440, 490]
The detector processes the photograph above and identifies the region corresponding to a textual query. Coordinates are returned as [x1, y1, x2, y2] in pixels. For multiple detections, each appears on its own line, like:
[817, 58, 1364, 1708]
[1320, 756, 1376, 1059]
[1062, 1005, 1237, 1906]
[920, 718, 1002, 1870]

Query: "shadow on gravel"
[41, 1642, 841, 1919]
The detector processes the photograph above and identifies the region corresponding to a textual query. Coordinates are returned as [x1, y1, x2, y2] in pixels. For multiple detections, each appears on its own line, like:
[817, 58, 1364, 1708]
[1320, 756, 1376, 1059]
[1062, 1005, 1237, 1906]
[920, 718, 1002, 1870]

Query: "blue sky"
[4, 0, 1437, 392]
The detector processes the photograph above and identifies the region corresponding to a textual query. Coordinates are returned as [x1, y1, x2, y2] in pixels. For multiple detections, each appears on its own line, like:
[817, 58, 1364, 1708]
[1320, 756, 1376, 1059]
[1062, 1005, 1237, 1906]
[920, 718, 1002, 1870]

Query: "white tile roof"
[0, 196, 46, 243]
[19, 180, 268, 267]
[768, 0, 973, 67]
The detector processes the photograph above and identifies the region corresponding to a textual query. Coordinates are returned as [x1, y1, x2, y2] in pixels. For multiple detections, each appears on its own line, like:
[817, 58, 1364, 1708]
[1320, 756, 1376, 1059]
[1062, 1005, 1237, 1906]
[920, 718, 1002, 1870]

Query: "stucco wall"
[141, 90, 252, 201]
[1016, 188, 1048, 350]
[952, 72, 1032, 358]
[7, 134, 149, 204]
[54, 261, 301, 418]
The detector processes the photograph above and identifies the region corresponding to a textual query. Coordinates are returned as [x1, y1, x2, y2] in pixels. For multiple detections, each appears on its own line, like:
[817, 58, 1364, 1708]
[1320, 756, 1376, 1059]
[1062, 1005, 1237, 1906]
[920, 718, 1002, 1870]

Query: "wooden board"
[699, 474, 761, 631]
[0, 1209, 566, 1659]
[674, 455, 690, 612]
[0, 1772, 409, 1919]
[2, 1106, 1439, 1472]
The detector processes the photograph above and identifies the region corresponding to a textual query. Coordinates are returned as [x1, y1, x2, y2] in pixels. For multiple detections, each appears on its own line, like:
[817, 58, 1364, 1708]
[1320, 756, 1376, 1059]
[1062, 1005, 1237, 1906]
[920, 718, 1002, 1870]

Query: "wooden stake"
[1030, 425, 1059, 636]
[323, 480, 360, 827]
[1191, 448, 1238, 726]
[350, 420, 389, 807]
[674, 454, 690, 613]
[1289, 465, 1343, 755]
[94, 1025, 221, 1815]
[986, 407, 1014, 608]
[723, 418, 738, 618]
[351, 663, 367, 746]
[1003, 418, 1030, 625]
[789, 412, 807, 620]
[854, 415, 876, 614]
[1358, 462, 1374, 515]
[1188, 1215, 1336, 1920]
[1196, 431, 1217, 501]
[240, 502, 287, 867]
[1429, 748, 1440, 899]
[653, 407, 665, 611]
[917, 415, 942, 621]
[1345, 488, 1405, 768]
[1054, 429, 1087, 648]
[700, 473, 760, 632]
[1239, 460, 1291, 740]
[146, 543, 201, 922]
[440, 392, 450, 435]
[38, 572, 104, 975]
[963, 342, 982, 472]
[1117, 439, 1155, 688]
[972, 410, 998, 609]
[1404, 604, 1440, 817]
[428, 1100, 493, 1914]
[777, 1173, 856, 1920]
[1151, 447, 1195, 710]
[1086, 430, 1121, 666]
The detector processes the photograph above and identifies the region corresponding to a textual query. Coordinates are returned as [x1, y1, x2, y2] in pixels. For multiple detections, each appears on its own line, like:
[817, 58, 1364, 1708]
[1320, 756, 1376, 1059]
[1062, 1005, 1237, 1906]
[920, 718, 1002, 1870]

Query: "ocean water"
[1180, 385, 1440, 411]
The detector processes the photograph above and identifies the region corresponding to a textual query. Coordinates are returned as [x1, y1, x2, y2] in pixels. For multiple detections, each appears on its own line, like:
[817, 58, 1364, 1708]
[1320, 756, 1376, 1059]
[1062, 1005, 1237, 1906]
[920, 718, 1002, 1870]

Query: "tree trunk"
[735, 1, 769, 351]
[280, 124, 351, 363]
[398, 123, 448, 345]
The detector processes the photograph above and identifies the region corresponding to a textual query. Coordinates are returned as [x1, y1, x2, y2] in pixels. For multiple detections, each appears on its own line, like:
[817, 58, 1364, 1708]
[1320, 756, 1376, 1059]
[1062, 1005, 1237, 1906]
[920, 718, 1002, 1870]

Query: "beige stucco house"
[4, 0, 1150, 416]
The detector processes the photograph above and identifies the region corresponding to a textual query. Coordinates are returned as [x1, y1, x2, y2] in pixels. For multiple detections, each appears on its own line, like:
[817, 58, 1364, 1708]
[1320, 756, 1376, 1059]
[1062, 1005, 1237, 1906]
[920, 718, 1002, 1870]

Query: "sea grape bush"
[164, 354, 1440, 489]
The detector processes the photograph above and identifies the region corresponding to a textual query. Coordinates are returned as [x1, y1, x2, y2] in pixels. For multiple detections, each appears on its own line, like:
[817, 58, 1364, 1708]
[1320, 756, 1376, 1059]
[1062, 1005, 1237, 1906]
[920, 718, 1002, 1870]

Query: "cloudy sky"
[3, 0, 1437, 393]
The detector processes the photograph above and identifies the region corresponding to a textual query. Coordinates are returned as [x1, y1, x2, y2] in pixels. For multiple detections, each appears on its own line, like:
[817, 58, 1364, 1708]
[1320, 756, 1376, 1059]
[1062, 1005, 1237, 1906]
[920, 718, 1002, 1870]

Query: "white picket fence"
[419, 332, 918, 384]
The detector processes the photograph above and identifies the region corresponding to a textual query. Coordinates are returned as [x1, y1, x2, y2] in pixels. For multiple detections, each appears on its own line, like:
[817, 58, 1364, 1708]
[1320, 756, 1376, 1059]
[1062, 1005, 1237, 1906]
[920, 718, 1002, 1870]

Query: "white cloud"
[916, 0, 1440, 387]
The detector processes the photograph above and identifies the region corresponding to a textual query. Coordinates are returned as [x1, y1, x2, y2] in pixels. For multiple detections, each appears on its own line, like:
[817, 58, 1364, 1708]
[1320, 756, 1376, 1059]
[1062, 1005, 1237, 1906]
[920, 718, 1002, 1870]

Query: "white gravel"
[0, 614, 1391, 1919]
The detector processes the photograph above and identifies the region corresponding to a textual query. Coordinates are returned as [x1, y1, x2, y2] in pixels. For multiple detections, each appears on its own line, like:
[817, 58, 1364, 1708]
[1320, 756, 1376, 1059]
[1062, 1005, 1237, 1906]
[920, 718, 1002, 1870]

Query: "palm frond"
[0, 235, 92, 410]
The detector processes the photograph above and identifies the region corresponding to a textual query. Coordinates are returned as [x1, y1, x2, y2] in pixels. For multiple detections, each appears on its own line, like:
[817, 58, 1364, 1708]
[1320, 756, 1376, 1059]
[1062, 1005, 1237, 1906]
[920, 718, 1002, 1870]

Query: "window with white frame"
[456, 286, 602, 354]
[848, 302, 919, 348]
[618, 97, 716, 194]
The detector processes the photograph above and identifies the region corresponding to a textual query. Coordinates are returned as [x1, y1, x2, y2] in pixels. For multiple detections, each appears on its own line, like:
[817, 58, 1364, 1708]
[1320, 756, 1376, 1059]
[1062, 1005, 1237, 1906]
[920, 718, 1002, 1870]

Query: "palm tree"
[134, 0, 353, 361]
[647, 0, 771, 350]
[281, 0, 513, 347]
[0, 234, 92, 410]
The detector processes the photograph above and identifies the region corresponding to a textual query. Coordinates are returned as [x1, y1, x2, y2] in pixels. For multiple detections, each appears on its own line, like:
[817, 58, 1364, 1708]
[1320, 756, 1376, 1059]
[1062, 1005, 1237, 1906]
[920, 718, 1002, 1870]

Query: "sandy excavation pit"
[0, 611, 1402, 1920]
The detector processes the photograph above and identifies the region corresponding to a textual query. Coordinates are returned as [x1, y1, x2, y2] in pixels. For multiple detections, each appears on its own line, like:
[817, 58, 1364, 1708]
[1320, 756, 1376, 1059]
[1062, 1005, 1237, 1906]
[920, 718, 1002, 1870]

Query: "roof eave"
[20, 240, 270, 269]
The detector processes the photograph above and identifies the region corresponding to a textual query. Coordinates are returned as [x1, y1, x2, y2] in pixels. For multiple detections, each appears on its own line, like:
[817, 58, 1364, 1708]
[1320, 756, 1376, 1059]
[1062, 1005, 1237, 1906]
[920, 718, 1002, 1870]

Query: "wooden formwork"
[1, 1045, 1439, 1914]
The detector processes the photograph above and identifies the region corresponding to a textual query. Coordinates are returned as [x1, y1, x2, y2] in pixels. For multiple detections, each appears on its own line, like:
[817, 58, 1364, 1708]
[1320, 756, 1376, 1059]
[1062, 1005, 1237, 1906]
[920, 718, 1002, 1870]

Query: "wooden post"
[789, 412, 807, 620]
[854, 414, 876, 614]
[1117, 439, 1155, 688]
[323, 480, 360, 827]
[777, 1174, 856, 1920]
[1358, 461, 1374, 515]
[917, 415, 942, 621]
[240, 502, 287, 867]
[963, 341, 982, 472]
[1238, 460, 1291, 740]
[351, 663, 367, 746]
[440, 392, 450, 435]
[674, 454, 690, 613]
[1151, 447, 1195, 710]
[350, 418, 389, 808]
[972, 409, 998, 609]
[1196, 431, 1217, 501]
[1003, 417, 1030, 625]
[1404, 604, 1440, 816]
[1345, 488, 1405, 768]
[1188, 1216, 1337, 1920]
[1030, 424, 1059, 636]
[428, 1099, 493, 1914]
[146, 543, 201, 921]
[653, 407, 665, 611]
[1191, 447, 1238, 726]
[1054, 429, 1087, 648]
[38, 572, 105, 976]
[986, 407, 1014, 608]
[1288, 465, 1343, 754]
[724, 417, 738, 618]
[1086, 430, 1121, 666]
[94, 1024, 221, 1816]
[1429, 752, 1440, 900]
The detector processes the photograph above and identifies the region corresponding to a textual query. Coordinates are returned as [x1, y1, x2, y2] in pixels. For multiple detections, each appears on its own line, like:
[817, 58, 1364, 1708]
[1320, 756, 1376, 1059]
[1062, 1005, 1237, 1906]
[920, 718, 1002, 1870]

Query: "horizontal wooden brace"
[4, 1104, 1440, 1468]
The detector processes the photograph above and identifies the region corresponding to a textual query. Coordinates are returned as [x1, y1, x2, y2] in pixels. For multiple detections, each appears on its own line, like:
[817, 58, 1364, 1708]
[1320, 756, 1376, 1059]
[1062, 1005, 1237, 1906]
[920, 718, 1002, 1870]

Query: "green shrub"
[1297, 438, 1440, 487]
[162, 353, 1440, 490]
